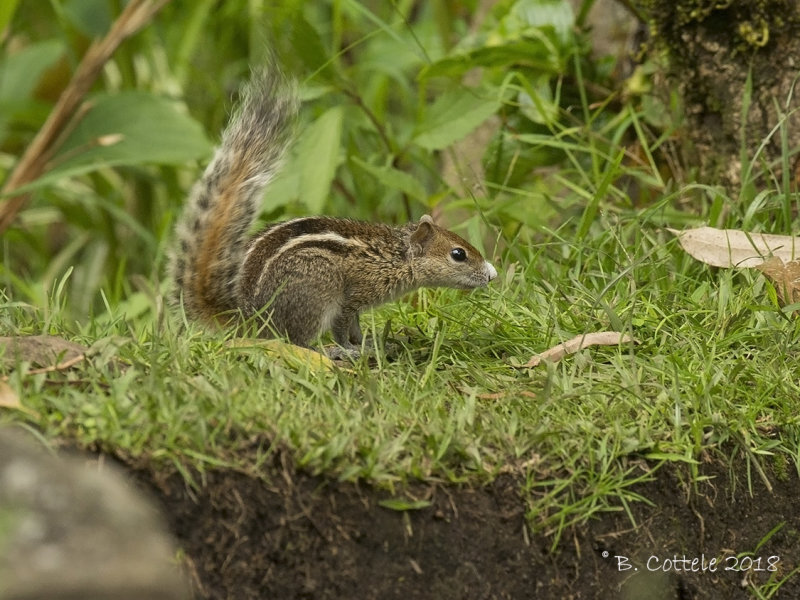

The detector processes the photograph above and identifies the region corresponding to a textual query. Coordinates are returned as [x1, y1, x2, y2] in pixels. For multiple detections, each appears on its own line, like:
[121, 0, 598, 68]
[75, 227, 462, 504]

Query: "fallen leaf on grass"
[755, 257, 800, 306]
[456, 388, 537, 401]
[669, 227, 800, 268]
[0, 381, 20, 409]
[456, 386, 505, 400]
[0, 335, 88, 374]
[226, 338, 337, 371]
[474, 391, 506, 400]
[0, 381, 40, 418]
[523, 332, 634, 368]
[670, 227, 800, 313]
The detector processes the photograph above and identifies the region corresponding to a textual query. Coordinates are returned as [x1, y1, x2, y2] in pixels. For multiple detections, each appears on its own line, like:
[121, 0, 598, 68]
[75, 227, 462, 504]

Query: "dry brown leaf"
[523, 332, 634, 368]
[0, 335, 88, 372]
[0, 381, 21, 409]
[669, 227, 800, 268]
[457, 387, 536, 401]
[475, 391, 506, 400]
[0, 381, 39, 418]
[756, 257, 800, 306]
[456, 386, 503, 399]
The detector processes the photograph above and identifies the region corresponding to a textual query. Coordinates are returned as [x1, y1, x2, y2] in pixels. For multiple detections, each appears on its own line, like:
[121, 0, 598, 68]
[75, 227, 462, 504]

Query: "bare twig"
[0, 0, 171, 233]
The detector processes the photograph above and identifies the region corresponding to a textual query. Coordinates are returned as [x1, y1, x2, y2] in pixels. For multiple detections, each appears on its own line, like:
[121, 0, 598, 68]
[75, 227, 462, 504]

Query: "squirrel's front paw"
[326, 345, 362, 361]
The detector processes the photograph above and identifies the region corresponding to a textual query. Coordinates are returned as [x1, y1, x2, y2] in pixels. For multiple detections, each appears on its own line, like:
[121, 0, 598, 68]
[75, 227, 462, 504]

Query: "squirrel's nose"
[485, 261, 497, 282]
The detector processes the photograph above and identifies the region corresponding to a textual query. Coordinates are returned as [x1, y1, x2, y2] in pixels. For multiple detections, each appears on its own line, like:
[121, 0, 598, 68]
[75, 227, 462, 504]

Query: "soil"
[133, 452, 800, 600]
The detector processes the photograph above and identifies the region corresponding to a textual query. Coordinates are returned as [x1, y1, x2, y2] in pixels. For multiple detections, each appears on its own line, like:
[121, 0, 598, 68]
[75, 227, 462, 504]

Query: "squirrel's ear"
[409, 216, 436, 256]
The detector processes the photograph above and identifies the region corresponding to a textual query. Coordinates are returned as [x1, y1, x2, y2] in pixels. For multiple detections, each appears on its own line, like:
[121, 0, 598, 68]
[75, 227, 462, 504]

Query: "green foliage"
[2, 0, 645, 319]
[413, 87, 502, 151]
[4, 0, 800, 567]
[45, 92, 213, 185]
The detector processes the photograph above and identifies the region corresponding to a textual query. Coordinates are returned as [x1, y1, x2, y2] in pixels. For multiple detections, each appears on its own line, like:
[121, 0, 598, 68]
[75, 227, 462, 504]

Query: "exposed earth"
[132, 451, 800, 600]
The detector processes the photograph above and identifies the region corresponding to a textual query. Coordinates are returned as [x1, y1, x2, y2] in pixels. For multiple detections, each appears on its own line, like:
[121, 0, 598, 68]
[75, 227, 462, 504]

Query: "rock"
[0, 428, 190, 600]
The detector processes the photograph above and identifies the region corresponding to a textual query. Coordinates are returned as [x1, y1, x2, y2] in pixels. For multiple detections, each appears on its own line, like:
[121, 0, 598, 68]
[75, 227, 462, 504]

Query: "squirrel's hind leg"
[332, 310, 363, 345]
[327, 310, 368, 361]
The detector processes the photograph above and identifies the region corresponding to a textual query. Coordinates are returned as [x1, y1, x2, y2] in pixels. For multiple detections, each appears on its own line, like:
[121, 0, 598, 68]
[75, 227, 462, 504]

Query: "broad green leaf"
[0, 0, 21, 37]
[351, 157, 426, 201]
[63, 0, 112, 37]
[0, 39, 65, 104]
[518, 74, 558, 125]
[49, 91, 213, 175]
[414, 88, 501, 151]
[296, 106, 343, 213]
[261, 167, 300, 213]
[500, 0, 575, 46]
[0, 39, 66, 144]
[421, 40, 561, 79]
[421, 0, 573, 80]
[7, 92, 213, 196]
[289, 11, 337, 81]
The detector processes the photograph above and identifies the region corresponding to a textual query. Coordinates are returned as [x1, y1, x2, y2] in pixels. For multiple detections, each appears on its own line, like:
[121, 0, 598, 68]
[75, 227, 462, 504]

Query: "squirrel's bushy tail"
[169, 62, 297, 323]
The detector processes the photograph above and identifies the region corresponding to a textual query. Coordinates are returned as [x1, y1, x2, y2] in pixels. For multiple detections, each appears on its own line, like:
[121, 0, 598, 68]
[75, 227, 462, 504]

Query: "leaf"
[421, 40, 561, 79]
[261, 167, 300, 212]
[0, 0, 21, 35]
[457, 386, 505, 400]
[669, 227, 800, 268]
[296, 106, 343, 213]
[504, 0, 575, 46]
[351, 157, 427, 201]
[643, 452, 699, 464]
[756, 257, 800, 306]
[226, 339, 338, 372]
[0, 39, 65, 143]
[420, 0, 573, 80]
[44, 91, 214, 184]
[0, 39, 65, 104]
[63, 0, 113, 37]
[0, 381, 20, 409]
[288, 12, 338, 81]
[518, 75, 558, 125]
[522, 332, 635, 368]
[0, 335, 88, 371]
[378, 498, 432, 511]
[414, 88, 501, 151]
[0, 381, 39, 418]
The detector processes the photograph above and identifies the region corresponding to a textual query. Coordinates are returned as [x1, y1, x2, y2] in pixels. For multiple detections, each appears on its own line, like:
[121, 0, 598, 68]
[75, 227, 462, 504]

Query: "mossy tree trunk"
[631, 0, 800, 190]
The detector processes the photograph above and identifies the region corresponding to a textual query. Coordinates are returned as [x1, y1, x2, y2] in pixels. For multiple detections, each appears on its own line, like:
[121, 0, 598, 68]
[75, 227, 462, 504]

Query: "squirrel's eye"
[450, 247, 467, 262]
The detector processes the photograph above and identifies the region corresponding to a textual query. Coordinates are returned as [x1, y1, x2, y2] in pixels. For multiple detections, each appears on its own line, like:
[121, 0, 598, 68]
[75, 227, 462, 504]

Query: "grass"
[3, 193, 800, 540]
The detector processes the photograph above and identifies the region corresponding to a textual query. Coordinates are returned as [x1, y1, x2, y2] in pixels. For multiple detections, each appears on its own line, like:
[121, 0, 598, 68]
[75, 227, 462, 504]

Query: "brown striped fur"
[168, 62, 497, 357]
[169, 61, 297, 323]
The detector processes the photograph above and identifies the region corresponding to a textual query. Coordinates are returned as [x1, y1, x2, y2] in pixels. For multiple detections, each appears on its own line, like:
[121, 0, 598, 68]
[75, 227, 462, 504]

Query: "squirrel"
[168, 63, 497, 358]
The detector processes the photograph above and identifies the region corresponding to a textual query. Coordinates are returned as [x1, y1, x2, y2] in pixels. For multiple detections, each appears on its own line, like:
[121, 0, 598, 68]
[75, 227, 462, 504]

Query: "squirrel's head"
[408, 215, 497, 289]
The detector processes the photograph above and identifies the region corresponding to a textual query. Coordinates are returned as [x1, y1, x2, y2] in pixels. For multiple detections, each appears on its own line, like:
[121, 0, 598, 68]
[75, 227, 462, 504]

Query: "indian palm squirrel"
[169, 63, 497, 357]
